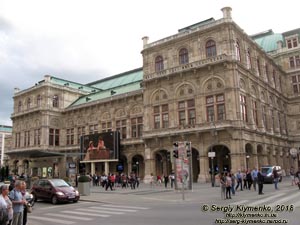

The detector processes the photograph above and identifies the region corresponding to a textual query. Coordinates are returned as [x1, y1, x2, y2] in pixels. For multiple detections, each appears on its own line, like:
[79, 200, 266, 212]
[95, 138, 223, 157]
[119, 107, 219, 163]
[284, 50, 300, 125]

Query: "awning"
[6, 150, 65, 158]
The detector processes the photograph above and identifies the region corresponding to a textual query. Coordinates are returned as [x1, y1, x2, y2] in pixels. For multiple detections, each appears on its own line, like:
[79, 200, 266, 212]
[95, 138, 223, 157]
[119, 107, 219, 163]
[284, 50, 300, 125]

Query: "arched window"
[155, 56, 164, 72]
[37, 95, 42, 107]
[205, 40, 217, 58]
[18, 101, 22, 112]
[53, 95, 59, 108]
[27, 98, 31, 109]
[235, 41, 241, 61]
[179, 48, 189, 64]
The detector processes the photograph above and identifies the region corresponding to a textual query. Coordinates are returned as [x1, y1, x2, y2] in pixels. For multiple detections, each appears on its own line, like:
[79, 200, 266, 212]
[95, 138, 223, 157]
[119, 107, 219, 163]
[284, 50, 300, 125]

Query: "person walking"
[9, 180, 26, 225]
[169, 172, 175, 188]
[257, 168, 264, 195]
[219, 173, 226, 200]
[163, 174, 169, 188]
[230, 172, 236, 196]
[235, 170, 243, 191]
[225, 173, 232, 199]
[20, 181, 27, 225]
[273, 167, 279, 190]
[251, 168, 258, 191]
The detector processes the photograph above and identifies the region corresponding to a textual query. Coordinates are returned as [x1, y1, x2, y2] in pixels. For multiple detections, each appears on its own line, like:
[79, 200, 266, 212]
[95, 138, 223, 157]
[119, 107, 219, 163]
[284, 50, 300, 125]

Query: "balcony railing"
[144, 54, 229, 81]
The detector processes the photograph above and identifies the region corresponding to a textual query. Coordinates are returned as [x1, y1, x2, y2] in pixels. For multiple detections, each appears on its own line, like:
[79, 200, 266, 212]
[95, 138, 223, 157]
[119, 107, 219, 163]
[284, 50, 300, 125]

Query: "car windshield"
[261, 168, 272, 174]
[51, 179, 70, 187]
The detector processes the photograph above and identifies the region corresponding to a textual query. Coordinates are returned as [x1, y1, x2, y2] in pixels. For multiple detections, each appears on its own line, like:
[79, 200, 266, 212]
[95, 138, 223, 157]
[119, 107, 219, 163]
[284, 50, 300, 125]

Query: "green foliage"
[78, 175, 90, 182]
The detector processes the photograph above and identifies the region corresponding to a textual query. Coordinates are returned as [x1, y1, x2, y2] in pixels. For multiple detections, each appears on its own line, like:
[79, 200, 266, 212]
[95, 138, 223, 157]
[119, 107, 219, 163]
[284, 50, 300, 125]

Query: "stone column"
[198, 155, 208, 183]
[105, 161, 109, 175]
[91, 162, 95, 175]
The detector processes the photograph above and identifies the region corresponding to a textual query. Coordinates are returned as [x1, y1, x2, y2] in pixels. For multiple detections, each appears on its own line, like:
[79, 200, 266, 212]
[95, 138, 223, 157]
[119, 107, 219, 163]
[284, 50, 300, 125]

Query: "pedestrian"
[9, 180, 26, 225]
[105, 174, 113, 191]
[246, 169, 252, 190]
[230, 172, 236, 195]
[257, 168, 264, 195]
[235, 170, 243, 191]
[273, 167, 279, 190]
[251, 168, 258, 191]
[225, 173, 232, 199]
[20, 181, 27, 225]
[169, 172, 175, 188]
[150, 173, 154, 188]
[295, 168, 300, 190]
[243, 170, 248, 190]
[163, 174, 169, 188]
[290, 166, 295, 186]
[219, 173, 226, 200]
[0, 184, 13, 225]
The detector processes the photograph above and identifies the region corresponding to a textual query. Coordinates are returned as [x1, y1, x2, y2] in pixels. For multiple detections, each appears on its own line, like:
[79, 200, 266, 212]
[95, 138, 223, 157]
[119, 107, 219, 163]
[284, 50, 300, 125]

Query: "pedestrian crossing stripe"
[29, 203, 149, 224]
[76, 208, 125, 214]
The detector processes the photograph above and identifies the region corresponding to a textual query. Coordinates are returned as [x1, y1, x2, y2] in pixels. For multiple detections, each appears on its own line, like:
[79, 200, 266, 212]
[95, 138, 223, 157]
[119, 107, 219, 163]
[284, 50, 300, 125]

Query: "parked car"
[261, 166, 282, 183]
[31, 178, 80, 204]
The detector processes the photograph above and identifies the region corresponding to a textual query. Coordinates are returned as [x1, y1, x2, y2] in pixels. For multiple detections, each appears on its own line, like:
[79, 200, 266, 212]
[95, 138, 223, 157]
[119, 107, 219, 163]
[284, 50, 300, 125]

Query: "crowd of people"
[218, 166, 300, 200]
[0, 180, 29, 225]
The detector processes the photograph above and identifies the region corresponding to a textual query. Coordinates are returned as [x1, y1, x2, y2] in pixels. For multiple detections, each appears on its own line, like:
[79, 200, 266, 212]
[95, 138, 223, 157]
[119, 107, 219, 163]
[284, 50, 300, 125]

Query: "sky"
[0, 0, 299, 126]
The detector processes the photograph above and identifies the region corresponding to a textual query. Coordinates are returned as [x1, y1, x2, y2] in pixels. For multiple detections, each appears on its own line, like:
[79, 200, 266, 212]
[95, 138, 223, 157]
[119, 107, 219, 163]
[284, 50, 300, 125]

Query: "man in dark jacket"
[257, 168, 264, 195]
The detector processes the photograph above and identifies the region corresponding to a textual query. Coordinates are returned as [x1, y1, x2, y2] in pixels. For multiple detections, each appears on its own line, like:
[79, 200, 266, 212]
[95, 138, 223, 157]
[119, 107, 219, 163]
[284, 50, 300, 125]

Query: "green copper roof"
[252, 33, 283, 53]
[50, 77, 101, 93]
[0, 125, 12, 132]
[88, 68, 143, 90]
[70, 81, 142, 107]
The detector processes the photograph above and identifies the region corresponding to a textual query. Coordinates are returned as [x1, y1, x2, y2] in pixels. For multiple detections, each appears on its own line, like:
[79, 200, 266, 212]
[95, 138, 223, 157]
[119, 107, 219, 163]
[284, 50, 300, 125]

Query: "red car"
[31, 179, 80, 204]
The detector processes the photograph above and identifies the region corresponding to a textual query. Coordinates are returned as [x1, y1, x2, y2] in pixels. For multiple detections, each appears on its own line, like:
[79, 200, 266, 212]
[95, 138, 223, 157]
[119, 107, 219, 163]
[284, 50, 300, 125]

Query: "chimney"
[221, 7, 232, 20]
[44, 75, 51, 82]
[14, 87, 20, 93]
[142, 36, 149, 48]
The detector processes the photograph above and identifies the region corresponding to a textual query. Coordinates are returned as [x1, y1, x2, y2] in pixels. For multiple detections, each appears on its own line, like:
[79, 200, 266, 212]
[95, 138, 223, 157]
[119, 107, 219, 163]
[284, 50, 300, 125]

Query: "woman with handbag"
[20, 181, 28, 225]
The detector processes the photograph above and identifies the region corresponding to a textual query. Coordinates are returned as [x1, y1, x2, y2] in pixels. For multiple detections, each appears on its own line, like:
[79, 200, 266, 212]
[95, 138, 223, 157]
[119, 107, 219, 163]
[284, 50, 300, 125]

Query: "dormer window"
[287, 37, 298, 49]
[155, 56, 164, 72]
[179, 48, 189, 64]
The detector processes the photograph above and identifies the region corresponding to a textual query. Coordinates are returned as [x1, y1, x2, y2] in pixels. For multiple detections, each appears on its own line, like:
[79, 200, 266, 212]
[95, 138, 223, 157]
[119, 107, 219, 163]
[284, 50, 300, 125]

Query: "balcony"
[144, 54, 229, 81]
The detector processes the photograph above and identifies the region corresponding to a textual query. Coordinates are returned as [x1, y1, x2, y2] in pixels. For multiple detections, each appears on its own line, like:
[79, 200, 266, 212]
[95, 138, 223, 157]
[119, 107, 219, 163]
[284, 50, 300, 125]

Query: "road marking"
[29, 216, 75, 224]
[76, 208, 125, 214]
[247, 193, 286, 206]
[61, 210, 110, 217]
[89, 206, 137, 212]
[45, 213, 93, 221]
[101, 204, 149, 210]
[269, 191, 300, 206]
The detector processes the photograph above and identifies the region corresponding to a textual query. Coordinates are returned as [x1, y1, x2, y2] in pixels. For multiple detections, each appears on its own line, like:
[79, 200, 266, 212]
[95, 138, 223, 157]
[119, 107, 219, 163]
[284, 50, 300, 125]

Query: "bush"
[78, 175, 90, 183]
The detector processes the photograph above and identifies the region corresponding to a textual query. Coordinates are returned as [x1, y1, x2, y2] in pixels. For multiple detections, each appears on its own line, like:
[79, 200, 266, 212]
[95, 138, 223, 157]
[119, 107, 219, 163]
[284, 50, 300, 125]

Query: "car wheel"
[51, 195, 58, 205]
[73, 199, 78, 203]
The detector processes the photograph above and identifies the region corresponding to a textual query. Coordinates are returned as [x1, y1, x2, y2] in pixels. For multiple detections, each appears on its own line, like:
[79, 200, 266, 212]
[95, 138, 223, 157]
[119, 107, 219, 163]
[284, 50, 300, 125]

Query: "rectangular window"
[116, 119, 127, 139]
[293, 38, 298, 47]
[24, 131, 30, 147]
[49, 128, 59, 146]
[262, 105, 267, 129]
[290, 57, 295, 68]
[240, 95, 247, 122]
[131, 117, 143, 138]
[89, 124, 98, 134]
[257, 59, 261, 76]
[265, 64, 270, 82]
[252, 100, 258, 126]
[101, 122, 111, 132]
[206, 94, 225, 121]
[272, 70, 277, 89]
[34, 129, 41, 146]
[292, 75, 300, 94]
[66, 128, 74, 145]
[296, 56, 300, 67]
[77, 126, 85, 144]
[154, 115, 160, 129]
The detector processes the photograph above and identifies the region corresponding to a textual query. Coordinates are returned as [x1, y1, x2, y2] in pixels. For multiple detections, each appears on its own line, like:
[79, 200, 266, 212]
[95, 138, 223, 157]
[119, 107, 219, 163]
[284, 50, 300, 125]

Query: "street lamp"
[246, 155, 250, 170]
[209, 120, 217, 187]
[136, 161, 139, 176]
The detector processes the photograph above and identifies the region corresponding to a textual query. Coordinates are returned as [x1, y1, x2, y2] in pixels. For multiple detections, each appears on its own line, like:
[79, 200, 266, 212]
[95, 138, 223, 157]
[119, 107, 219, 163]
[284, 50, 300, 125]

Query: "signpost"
[208, 151, 215, 187]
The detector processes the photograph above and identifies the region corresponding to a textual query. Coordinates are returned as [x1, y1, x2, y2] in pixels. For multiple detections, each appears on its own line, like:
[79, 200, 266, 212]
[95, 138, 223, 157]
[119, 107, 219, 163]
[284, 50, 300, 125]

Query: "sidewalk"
[79, 177, 296, 204]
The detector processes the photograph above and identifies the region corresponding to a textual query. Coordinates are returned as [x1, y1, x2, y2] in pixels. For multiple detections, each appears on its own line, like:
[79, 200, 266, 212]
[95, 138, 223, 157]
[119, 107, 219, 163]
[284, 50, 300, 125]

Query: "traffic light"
[166, 151, 171, 161]
[173, 142, 179, 158]
[186, 141, 191, 157]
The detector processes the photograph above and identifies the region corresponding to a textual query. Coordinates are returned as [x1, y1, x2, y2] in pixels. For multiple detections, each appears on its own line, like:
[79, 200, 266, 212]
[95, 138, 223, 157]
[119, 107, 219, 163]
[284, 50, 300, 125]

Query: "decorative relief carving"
[116, 109, 126, 118]
[102, 112, 111, 120]
[131, 106, 142, 115]
[50, 118, 59, 127]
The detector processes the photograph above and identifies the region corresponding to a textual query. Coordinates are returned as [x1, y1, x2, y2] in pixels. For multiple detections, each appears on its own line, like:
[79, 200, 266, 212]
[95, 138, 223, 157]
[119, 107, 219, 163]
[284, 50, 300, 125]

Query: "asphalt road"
[27, 178, 300, 225]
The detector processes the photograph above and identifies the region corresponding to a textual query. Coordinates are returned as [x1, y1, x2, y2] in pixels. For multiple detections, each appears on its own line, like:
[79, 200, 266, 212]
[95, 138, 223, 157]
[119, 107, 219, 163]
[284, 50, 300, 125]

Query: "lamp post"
[246, 155, 250, 170]
[136, 161, 139, 176]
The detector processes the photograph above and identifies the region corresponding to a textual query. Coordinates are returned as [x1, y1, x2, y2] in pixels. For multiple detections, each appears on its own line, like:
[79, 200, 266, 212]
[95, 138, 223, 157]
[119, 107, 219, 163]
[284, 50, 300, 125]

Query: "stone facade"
[6, 7, 300, 182]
